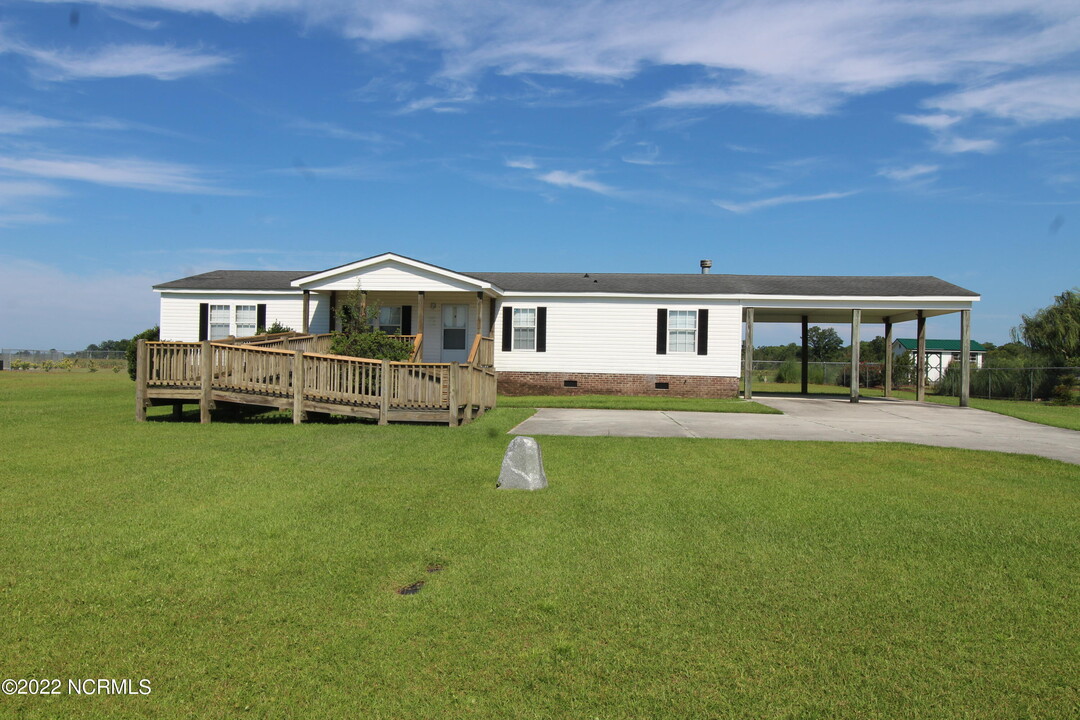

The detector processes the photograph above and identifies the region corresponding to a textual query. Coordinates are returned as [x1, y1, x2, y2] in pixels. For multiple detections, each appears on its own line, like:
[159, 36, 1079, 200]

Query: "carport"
[740, 277, 980, 406]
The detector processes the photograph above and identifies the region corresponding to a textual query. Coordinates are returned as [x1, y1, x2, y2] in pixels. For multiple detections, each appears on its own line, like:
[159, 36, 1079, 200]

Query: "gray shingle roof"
[463, 272, 979, 297]
[154, 270, 314, 291]
[155, 267, 978, 297]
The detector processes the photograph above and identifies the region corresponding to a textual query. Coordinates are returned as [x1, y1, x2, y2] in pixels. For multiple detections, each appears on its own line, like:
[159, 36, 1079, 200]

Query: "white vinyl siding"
[494, 297, 740, 377]
[158, 293, 325, 342]
[235, 305, 257, 336]
[668, 310, 696, 353]
[513, 308, 536, 350]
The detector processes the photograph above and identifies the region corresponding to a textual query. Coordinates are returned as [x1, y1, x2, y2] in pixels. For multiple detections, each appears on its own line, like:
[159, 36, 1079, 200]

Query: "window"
[235, 305, 257, 337]
[668, 310, 696, 353]
[377, 306, 402, 334]
[513, 308, 536, 350]
[209, 305, 230, 340]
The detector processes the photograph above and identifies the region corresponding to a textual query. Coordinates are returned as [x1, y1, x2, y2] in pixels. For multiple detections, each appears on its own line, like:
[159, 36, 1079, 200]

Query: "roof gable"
[293, 252, 494, 292]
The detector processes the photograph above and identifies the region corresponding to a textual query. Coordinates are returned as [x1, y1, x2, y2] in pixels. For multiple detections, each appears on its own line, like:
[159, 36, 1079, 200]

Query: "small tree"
[328, 289, 413, 361]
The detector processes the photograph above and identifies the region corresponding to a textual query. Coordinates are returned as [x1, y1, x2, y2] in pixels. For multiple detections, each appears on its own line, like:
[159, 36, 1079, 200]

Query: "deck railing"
[467, 335, 494, 367]
[137, 340, 494, 425]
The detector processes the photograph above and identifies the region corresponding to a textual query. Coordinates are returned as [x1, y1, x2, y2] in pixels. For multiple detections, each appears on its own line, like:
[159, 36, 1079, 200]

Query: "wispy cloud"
[0, 154, 238, 194]
[288, 119, 385, 144]
[49, 1, 1080, 122]
[101, 8, 163, 31]
[926, 74, 1080, 124]
[505, 156, 537, 170]
[621, 142, 664, 166]
[537, 170, 619, 197]
[0, 109, 64, 134]
[933, 136, 999, 154]
[878, 164, 939, 182]
[715, 190, 857, 213]
[3, 29, 230, 81]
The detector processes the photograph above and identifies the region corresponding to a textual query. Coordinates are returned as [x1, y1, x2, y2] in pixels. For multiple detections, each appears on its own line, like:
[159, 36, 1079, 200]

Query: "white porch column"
[960, 309, 971, 408]
[743, 308, 754, 400]
[850, 308, 861, 403]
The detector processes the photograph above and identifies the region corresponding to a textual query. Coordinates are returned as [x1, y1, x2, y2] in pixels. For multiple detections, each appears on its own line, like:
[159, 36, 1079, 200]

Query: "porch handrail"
[467, 335, 494, 367]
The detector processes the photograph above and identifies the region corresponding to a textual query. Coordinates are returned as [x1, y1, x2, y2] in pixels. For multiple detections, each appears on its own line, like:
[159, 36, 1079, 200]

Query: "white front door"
[441, 304, 469, 362]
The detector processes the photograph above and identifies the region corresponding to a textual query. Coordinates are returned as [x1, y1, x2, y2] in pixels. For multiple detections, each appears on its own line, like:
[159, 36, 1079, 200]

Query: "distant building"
[892, 338, 987, 382]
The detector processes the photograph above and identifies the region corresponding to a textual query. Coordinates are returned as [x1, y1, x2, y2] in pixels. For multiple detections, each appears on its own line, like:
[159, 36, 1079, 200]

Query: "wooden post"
[743, 308, 754, 400]
[199, 340, 213, 423]
[464, 368, 475, 424]
[448, 362, 459, 426]
[378, 360, 390, 425]
[302, 290, 310, 334]
[883, 318, 893, 398]
[800, 315, 809, 395]
[135, 339, 148, 421]
[850, 309, 861, 403]
[475, 291, 483, 336]
[293, 350, 306, 424]
[960, 309, 971, 408]
[172, 403, 183, 420]
[916, 310, 927, 403]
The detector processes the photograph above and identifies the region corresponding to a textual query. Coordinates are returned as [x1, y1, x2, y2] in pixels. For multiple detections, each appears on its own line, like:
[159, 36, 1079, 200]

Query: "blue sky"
[1, 0, 1077, 350]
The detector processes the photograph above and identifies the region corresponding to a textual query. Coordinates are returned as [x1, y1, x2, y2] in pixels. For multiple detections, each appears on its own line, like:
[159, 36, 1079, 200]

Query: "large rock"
[497, 436, 548, 490]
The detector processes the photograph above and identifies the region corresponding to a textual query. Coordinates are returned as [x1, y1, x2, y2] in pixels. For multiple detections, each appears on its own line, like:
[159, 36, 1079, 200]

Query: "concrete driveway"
[509, 395, 1080, 466]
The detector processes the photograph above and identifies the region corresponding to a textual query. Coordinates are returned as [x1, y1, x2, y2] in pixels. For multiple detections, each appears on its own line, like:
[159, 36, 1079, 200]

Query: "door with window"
[441, 304, 469, 362]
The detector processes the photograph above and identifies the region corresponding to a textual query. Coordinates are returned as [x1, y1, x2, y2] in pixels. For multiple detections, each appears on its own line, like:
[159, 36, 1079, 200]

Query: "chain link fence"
[750, 359, 1079, 402]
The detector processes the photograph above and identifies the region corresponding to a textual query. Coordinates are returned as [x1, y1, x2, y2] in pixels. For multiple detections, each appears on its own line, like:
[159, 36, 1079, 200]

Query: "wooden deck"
[134, 335, 496, 426]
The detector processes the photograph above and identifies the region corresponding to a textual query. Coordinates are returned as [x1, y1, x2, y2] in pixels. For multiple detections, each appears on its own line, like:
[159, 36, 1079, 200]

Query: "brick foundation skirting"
[497, 371, 739, 399]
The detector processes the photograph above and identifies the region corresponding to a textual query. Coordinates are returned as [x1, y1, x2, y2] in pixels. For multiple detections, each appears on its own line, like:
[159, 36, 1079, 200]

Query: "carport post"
[916, 310, 927, 403]
[960, 309, 971, 408]
[743, 308, 754, 400]
[800, 315, 809, 395]
[883, 318, 893, 398]
[850, 309, 861, 403]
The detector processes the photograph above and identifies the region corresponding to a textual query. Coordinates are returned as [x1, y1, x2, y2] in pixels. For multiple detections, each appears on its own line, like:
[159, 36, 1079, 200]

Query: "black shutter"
[401, 306, 412, 335]
[697, 309, 709, 355]
[537, 307, 547, 352]
[199, 303, 209, 341]
[329, 292, 336, 332]
[656, 309, 667, 354]
[256, 304, 267, 331]
[502, 305, 513, 352]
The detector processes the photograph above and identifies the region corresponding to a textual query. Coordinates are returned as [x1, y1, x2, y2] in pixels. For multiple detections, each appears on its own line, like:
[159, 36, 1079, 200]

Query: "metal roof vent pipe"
[700, 259, 712, 274]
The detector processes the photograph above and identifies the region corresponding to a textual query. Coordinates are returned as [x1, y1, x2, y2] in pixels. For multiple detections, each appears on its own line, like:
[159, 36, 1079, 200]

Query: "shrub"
[328, 331, 413, 361]
[258, 321, 293, 335]
[126, 326, 160, 381]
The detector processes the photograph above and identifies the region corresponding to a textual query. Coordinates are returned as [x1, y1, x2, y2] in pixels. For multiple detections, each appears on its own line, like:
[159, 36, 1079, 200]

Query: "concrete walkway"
[509, 395, 1080, 465]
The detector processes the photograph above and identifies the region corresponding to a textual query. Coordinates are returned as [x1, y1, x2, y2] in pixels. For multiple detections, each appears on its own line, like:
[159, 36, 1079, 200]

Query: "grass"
[498, 394, 780, 413]
[749, 381, 1080, 431]
[2, 372, 1079, 718]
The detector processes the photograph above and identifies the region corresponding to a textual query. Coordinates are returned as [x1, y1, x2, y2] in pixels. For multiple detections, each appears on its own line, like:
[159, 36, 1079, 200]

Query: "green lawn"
[2, 373, 1079, 718]
[498, 393, 779, 413]
[749, 382, 1080, 431]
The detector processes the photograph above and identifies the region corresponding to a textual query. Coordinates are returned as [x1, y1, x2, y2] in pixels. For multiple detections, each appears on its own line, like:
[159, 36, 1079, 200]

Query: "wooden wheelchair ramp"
[134, 340, 496, 426]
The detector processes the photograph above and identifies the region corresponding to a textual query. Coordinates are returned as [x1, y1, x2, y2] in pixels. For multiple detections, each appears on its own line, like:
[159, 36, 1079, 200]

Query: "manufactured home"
[153, 252, 980, 404]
